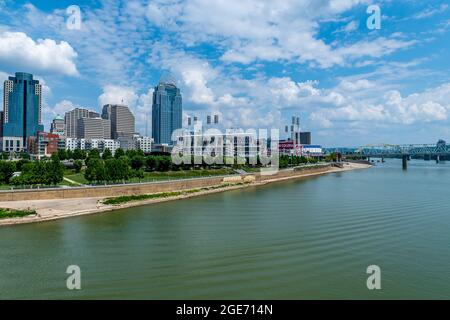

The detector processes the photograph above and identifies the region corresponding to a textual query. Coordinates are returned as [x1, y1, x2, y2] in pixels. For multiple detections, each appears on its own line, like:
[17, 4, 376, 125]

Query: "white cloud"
[148, 44, 219, 106]
[98, 85, 139, 108]
[0, 70, 8, 81]
[18, 2, 152, 87]
[413, 4, 448, 20]
[50, 100, 78, 117]
[329, 0, 365, 13]
[309, 82, 450, 128]
[42, 99, 78, 132]
[338, 79, 374, 91]
[144, 0, 413, 68]
[334, 20, 359, 34]
[0, 31, 79, 76]
[335, 37, 418, 61]
[0, 70, 9, 100]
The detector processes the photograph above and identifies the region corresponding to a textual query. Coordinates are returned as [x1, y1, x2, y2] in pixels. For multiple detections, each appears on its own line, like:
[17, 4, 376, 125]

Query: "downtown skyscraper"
[101, 104, 135, 139]
[1, 72, 44, 152]
[152, 81, 182, 145]
[102, 104, 135, 150]
[64, 107, 100, 138]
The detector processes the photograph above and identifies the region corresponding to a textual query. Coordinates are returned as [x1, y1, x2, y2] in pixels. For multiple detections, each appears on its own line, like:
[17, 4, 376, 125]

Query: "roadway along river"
[1, 159, 450, 299]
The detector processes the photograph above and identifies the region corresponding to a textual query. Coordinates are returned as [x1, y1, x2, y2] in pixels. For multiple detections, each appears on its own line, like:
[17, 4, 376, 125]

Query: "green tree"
[19, 152, 31, 160]
[279, 155, 289, 169]
[10, 175, 22, 186]
[325, 152, 337, 162]
[73, 148, 87, 160]
[16, 162, 33, 185]
[88, 148, 101, 159]
[31, 161, 47, 185]
[132, 168, 145, 182]
[15, 159, 30, 172]
[146, 156, 158, 171]
[57, 149, 67, 161]
[46, 157, 64, 185]
[131, 155, 145, 170]
[73, 160, 83, 173]
[84, 158, 106, 183]
[125, 149, 137, 158]
[0, 161, 16, 184]
[157, 156, 171, 172]
[66, 149, 74, 160]
[105, 158, 130, 182]
[13, 160, 59, 186]
[102, 148, 112, 160]
[114, 148, 125, 159]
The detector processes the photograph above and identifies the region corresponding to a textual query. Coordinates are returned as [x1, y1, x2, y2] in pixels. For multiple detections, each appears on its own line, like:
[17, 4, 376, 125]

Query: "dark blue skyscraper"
[152, 82, 182, 145]
[2, 72, 44, 152]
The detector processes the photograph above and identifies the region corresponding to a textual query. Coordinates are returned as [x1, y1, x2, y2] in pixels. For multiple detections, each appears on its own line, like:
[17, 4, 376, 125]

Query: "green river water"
[1, 159, 449, 299]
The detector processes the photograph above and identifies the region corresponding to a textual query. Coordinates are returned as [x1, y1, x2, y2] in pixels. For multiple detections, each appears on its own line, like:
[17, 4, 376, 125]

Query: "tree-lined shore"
[0, 148, 327, 188]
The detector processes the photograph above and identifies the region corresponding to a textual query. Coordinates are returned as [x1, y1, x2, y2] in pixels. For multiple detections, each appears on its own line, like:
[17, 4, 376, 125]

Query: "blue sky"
[0, 0, 449, 146]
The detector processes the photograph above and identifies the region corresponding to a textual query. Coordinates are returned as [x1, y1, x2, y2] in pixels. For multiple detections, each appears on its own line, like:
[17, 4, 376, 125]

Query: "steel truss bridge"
[325, 140, 450, 169]
[356, 142, 450, 157]
[326, 141, 450, 157]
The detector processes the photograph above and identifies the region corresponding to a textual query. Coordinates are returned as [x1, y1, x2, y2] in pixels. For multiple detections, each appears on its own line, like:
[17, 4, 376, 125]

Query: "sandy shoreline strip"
[0, 162, 370, 226]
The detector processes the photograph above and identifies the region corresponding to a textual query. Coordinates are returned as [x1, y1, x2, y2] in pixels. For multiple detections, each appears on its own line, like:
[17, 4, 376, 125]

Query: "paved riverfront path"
[63, 177, 83, 186]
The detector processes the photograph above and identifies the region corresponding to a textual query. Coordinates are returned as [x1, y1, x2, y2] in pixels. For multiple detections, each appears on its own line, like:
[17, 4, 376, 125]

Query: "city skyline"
[1, 1, 450, 304]
[0, 1, 449, 147]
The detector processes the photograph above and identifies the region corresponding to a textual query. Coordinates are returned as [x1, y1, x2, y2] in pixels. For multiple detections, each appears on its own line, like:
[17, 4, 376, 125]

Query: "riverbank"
[0, 162, 370, 226]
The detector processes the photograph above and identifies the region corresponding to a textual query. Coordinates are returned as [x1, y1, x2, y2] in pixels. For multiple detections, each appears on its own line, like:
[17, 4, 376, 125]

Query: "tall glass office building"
[2, 72, 44, 152]
[152, 82, 182, 145]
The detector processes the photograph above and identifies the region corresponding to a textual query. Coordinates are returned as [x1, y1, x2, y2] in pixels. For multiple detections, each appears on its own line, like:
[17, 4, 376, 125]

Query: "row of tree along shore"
[0, 148, 331, 188]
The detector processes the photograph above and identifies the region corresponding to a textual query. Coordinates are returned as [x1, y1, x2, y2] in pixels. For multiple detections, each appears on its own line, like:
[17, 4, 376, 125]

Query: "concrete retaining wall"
[0, 165, 331, 202]
[257, 164, 331, 182]
[0, 177, 225, 202]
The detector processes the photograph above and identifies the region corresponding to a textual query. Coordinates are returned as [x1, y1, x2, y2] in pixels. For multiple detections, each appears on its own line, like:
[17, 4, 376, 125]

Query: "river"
[1, 159, 450, 299]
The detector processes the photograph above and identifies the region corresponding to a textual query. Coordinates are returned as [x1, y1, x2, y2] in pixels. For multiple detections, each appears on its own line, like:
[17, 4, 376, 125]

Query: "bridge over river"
[325, 140, 450, 169]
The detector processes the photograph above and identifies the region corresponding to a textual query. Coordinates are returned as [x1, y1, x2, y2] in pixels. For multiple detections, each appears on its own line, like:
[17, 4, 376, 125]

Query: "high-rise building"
[0, 111, 3, 138]
[77, 117, 111, 140]
[300, 132, 312, 145]
[50, 114, 65, 136]
[101, 104, 135, 140]
[1, 72, 44, 152]
[64, 108, 99, 138]
[284, 116, 301, 145]
[152, 82, 182, 144]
